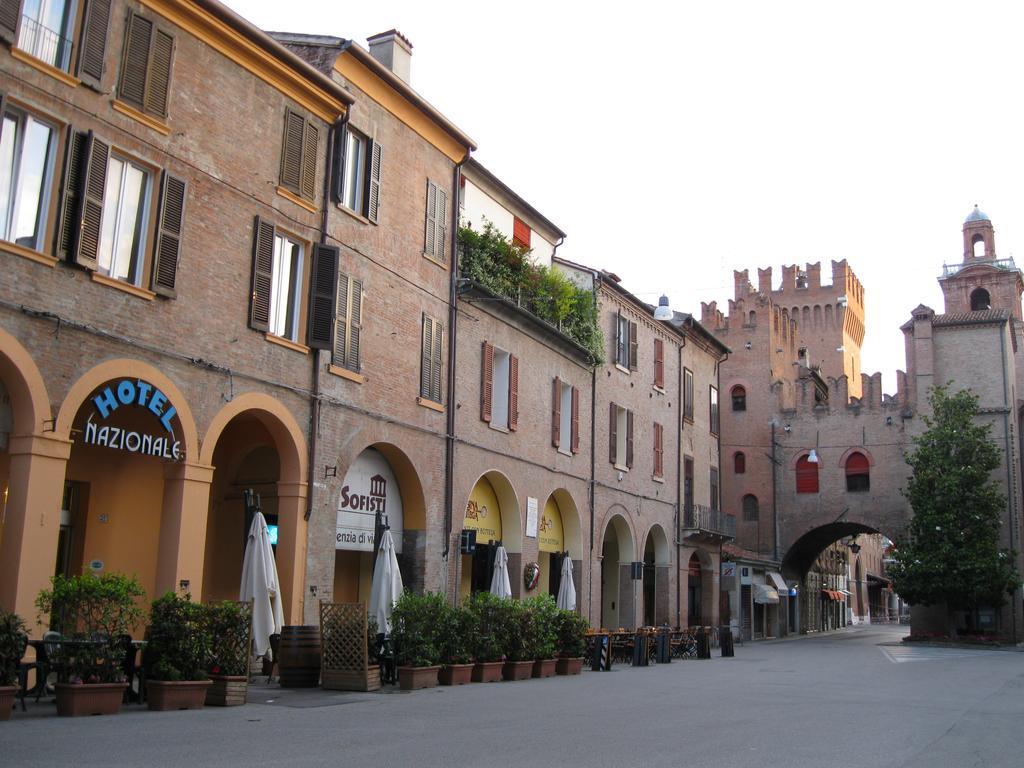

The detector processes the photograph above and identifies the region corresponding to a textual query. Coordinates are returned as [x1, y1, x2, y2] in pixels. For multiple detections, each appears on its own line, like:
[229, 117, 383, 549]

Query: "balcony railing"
[18, 15, 73, 72]
[941, 257, 1020, 279]
[681, 504, 735, 539]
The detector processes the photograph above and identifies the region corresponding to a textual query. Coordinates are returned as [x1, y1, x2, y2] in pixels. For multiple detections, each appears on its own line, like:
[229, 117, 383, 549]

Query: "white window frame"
[269, 231, 303, 341]
[558, 380, 572, 455]
[491, 347, 511, 430]
[341, 129, 366, 213]
[97, 152, 151, 286]
[0, 105, 56, 251]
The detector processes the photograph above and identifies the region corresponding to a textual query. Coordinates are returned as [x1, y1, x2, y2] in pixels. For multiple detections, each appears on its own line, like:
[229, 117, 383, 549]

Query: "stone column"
[276, 479, 308, 624]
[155, 461, 214, 597]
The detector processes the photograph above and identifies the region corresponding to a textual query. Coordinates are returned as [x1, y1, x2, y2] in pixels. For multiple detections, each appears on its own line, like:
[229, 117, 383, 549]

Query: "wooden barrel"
[278, 625, 321, 687]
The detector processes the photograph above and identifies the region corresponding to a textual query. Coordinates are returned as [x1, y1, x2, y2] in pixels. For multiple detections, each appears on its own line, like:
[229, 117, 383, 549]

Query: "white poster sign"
[526, 496, 538, 538]
[335, 448, 403, 552]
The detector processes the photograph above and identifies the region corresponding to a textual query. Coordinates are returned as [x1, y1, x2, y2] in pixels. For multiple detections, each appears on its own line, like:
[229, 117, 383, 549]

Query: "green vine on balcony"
[458, 223, 604, 364]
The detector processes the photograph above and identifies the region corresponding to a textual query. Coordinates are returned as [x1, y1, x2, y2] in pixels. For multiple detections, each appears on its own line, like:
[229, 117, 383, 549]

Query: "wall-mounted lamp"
[783, 424, 792, 433]
[885, 415, 893, 426]
[836, 346, 845, 353]
[744, 341, 752, 350]
[179, 579, 190, 592]
[324, 465, 337, 479]
[653, 295, 673, 320]
[807, 448, 819, 463]
[848, 536, 861, 555]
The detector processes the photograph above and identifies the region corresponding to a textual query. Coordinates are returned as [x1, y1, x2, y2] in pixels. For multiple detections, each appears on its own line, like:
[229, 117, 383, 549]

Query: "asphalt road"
[5, 625, 1024, 768]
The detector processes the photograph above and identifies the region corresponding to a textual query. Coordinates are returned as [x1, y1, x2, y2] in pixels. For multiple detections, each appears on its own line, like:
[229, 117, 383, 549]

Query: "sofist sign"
[82, 378, 183, 460]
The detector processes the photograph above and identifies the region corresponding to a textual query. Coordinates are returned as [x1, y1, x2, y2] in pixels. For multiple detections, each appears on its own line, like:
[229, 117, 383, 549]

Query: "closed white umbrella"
[369, 528, 404, 635]
[240, 511, 284, 658]
[556, 555, 576, 611]
[490, 546, 512, 599]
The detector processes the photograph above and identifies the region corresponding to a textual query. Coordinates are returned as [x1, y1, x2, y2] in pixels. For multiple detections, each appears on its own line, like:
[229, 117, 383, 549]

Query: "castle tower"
[940, 206, 1023, 321]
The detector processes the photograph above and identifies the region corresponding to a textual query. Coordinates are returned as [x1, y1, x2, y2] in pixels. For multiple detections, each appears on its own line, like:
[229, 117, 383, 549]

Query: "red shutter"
[551, 377, 561, 448]
[796, 456, 819, 493]
[570, 386, 580, 454]
[654, 338, 664, 388]
[629, 321, 638, 370]
[609, 401, 617, 465]
[845, 452, 869, 475]
[625, 409, 634, 468]
[480, 341, 493, 423]
[512, 216, 531, 249]
[653, 422, 663, 477]
[508, 354, 519, 431]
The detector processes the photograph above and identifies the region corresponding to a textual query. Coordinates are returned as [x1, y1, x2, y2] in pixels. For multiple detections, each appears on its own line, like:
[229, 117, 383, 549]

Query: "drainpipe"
[675, 332, 685, 629]
[305, 113, 348, 524]
[587, 269, 601, 621]
[771, 421, 779, 562]
[442, 156, 467, 573]
[998, 324, 1018, 644]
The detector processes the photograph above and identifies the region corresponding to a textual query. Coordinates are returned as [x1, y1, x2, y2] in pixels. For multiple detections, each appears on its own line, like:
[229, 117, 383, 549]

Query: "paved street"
[5, 625, 1024, 768]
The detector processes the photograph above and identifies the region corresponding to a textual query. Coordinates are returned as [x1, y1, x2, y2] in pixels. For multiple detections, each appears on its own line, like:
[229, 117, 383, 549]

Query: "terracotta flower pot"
[206, 675, 248, 706]
[439, 664, 474, 686]
[556, 657, 584, 676]
[502, 660, 534, 681]
[147, 679, 213, 711]
[0, 685, 17, 721]
[471, 661, 504, 683]
[532, 659, 557, 678]
[55, 682, 128, 717]
[397, 665, 440, 691]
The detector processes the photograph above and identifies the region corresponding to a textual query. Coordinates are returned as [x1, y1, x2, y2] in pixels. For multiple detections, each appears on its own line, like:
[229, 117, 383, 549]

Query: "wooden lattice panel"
[208, 600, 253, 677]
[320, 602, 376, 690]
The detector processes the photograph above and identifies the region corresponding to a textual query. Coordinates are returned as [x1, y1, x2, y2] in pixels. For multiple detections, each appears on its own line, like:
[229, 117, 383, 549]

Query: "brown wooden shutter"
[480, 341, 493, 422]
[334, 273, 349, 367]
[55, 127, 84, 261]
[654, 422, 663, 477]
[329, 123, 346, 203]
[608, 401, 617, 465]
[74, 132, 109, 271]
[551, 377, 561, 448]
[612, 312, 621, 364]
[420, 314, 433, 399]
[144, 29, 174, 118]
[0, 0, 21, 44]
[306, 243, 338, 350]
[280, 109, 304, 193]
[77, 0, 111, 90]
[629, 321, 638, 370]
[348, 279, 362, 370]
[365, 139, 382, 222]
[431, 319, 443, 402]
[300, 121, 319, 201]
[120, 12, 153, 110]
[150, 171, 186, 297]
[249, 217, 275, 332]
[435, 186, 448, 261]
[654, 338, 664, 387]
[571, 386, 580, 454]
[424, 180, 437, 257]
[625, 409, 634, 468]
[508, 354, 519, 431]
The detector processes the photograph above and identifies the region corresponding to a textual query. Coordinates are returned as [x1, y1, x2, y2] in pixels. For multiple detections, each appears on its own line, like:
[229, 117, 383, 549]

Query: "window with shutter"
[512, 216, 530, 249]
[430, 316, 443, 403]
[508, 354, 519, 432]
[365, 139, 381, 223]
[150, 171, 186, 297]
[424, 179, 447, 261]
[570, 386, 580, 454]
[683, 368, 694, 423]
[0, 100, 58, 252]
[796, 455, 819, 494]
[480, 341, 493, 423]
[614, 311, 631, 368]
[249, 216, 275, 332]
[628, 321, 638, 371]
[551, 377, 561, 448]
[12, 0, 79, 73]
[734, 451, 746, 474]
[653, 422, 664, 478]
[608, 401, 618, 465]
[279, 109, 319, 201]
[76, 132, 109, 271]
[333, 272, 362, 371]
[55, 126, 85, 260]
[77, 0, 112, 89]
[845, 451, 870, 492]
[306, 243, 338, 350]
[625, 409, 634, 468]
[709, 386, 719, 435]
[710, 468, 720, 511]
[419, 314, 443, 403]
[118, 12, 175, 119]
[653, 338, 664, 388]
[731, 385, 746, 412]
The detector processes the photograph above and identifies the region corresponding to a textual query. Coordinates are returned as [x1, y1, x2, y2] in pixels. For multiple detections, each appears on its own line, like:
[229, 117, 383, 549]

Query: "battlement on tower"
[789, 370, 906, 413]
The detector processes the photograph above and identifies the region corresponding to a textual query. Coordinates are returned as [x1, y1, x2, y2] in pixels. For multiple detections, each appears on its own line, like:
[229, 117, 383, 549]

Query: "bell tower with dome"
[939, 206, 1023, 321]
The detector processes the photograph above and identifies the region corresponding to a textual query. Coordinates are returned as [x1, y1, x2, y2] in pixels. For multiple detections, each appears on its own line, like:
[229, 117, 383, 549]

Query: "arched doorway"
[600, 512, 634, 630]
[460, 472, 520, 600]
[536, 489, 583, 601]
[332, 444, 425, 604]
[201, 394, 306, 622]
[642, 524, 670, 626]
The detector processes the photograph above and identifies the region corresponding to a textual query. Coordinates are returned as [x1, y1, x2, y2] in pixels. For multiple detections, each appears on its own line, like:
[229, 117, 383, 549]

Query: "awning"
[822, 589, 842, 601]
[754, 583, 780, 604]
[767, 572, 788, 592]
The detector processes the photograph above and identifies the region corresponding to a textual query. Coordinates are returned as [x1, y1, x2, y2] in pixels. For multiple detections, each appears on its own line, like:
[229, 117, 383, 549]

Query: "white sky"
[227, 0, 1024, 390]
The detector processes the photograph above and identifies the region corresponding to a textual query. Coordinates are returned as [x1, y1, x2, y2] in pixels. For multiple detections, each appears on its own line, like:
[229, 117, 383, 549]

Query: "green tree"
[888, 385, 1021, 636]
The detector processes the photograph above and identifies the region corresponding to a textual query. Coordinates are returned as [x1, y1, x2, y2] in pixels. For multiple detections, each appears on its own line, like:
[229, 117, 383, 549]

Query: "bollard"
[720, 626, 735, 657]
[657, 630, 671, 664]
[696, 627, 711, 659]
[632, 631, 649, 666]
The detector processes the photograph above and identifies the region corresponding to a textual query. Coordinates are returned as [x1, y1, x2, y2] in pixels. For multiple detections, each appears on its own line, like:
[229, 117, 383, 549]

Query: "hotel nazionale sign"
[80, 379, 183, 460]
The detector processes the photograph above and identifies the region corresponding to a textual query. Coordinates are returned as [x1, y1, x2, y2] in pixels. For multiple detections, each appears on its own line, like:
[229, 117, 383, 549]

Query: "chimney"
[366, 29, 413, 83]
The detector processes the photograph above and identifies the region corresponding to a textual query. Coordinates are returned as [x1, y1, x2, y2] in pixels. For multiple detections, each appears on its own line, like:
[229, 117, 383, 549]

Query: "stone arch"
[641, 522, 670, 565]
[780, 521, 889, 581]
[837, 447, 875, 467]
[970, 287, 991, 310]
[200, 392, 305, 481]
[545, 488, 583, 559]
[600, 510, 636, 629]
[56, 358, 200, 459]
[641, 523, 671, 626]
[0, 327, 51, 434]
[462, 470, 521, 553]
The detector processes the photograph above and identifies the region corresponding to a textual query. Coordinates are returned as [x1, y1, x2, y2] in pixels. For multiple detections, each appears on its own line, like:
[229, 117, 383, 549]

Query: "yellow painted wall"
[332, 550, 373, 604]
[539, 497, 564, 553]
[464, 477, 501, 543]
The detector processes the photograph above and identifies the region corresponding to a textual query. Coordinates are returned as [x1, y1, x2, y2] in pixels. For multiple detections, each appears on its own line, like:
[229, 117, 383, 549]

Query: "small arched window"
[734, 451, 746, 474]
[973, 233, 986, 258]
[846, 451, 870, 492]
[970, 288, 991, 311]
[742, 494, 759, 521]
[796, 454, 819, 493]
[749, 310, 756, 326]
[731, 385, 746, 412]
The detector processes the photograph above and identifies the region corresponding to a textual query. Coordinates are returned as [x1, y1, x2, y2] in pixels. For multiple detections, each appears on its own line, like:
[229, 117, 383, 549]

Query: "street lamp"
[653, 295, 673, 320]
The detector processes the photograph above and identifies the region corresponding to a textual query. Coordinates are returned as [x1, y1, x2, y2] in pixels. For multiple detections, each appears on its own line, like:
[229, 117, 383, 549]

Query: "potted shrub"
[0, 609, 26, 721]
[391, 592, 444, 690]
[555, 609, 589, 675]
[500, 599, 534, 681]
[438, 603, 474, 685]
[143, 592, 212, 710]
[465, 592, 505, 682]
[527, 595, 559, 678]
[36, 572, 144, 716]
[205, 601, 251, 706]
